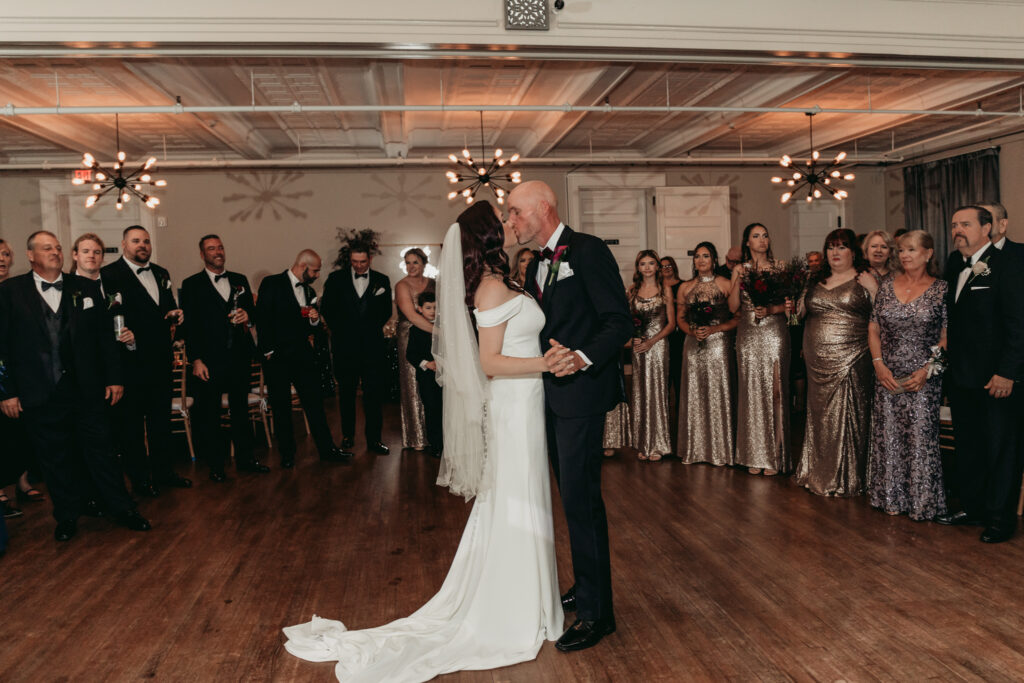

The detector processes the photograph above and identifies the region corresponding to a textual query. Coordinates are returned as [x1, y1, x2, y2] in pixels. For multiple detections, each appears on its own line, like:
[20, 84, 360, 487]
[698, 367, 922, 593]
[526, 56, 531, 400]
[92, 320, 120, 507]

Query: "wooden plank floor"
[4, 402, 1024, 682]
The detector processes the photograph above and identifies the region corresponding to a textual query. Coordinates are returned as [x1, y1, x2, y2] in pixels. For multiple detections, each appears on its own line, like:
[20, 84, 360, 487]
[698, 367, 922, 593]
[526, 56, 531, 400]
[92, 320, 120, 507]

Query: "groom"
[508, 181, 632, 651]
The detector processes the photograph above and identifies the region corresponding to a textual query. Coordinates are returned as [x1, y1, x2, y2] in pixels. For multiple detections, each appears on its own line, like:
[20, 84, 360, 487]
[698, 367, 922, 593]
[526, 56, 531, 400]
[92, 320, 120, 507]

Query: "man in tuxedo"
[0, 231, 150, 541]
[256, 250, 352, 468]
[509, 180, 633, 651]
[181, 235, 269, 482]
[937, 205, 1024, 543]
[980, 202, 1024, 263]
[321, 243, 392, 455]
[101, 226, 192, 497]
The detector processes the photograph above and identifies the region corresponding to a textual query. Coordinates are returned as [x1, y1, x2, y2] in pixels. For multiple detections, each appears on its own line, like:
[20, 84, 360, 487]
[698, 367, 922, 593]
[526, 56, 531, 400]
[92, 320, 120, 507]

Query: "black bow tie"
[354, 273, 368, 280]
[541, 248, 554, 261]
[295, 281, 305, 288]
[41, 280, 63, 292]
[214, 273, 228, 282]
[136, 266, 151, 274]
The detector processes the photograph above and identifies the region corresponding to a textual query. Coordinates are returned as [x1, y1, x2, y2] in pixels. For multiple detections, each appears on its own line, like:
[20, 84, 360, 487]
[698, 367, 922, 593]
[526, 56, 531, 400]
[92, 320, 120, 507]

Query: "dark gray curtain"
[903, 148, 1000, 260]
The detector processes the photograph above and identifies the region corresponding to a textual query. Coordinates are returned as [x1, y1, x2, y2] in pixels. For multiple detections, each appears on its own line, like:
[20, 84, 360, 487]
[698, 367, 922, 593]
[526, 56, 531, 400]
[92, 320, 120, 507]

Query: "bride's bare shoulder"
[475, 276, 519, 311]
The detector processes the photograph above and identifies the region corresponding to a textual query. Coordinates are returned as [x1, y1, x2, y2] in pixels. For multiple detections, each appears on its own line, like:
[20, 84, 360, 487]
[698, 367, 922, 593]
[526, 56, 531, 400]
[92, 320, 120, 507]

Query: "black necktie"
[354, 273, 368, 280]
[214, 273, 228, 282]
[136, 266, 151, 274]
[41, 280, 63, 292]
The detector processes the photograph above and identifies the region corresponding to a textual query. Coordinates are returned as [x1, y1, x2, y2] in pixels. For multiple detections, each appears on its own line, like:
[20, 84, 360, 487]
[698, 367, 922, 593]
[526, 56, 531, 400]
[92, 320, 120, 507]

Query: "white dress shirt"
[206, 268, 231, 301]
[955, 242, 991, 302]
[535, 222, 566, 294]
[287, 269, 308, 307]
[353, 269, 370, 297]
[33, 272, 63, 313]
[124, 255, 160, 304]
[994, 235, 1006, 251]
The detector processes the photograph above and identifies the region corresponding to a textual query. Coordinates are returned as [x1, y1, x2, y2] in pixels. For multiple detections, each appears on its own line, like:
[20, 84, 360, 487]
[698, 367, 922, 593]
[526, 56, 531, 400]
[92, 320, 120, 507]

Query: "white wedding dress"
[283, 293, 563, 682]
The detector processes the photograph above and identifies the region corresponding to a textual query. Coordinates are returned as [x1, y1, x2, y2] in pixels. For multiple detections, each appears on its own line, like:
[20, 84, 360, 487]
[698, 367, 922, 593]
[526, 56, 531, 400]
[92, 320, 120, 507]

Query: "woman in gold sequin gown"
[627, 250, 676, 460]
[793, 229, 878, 496]
[394, 249, 434, 450]
[729, 223, 791, 476]
[677, 242, 738, 466]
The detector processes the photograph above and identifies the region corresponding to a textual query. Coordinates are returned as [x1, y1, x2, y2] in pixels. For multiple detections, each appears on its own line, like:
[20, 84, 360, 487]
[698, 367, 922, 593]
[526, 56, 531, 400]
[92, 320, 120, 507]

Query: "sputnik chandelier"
[771, 113, 855, 204]
[445, 111, 522, 205]
[72, 115, 166, 210]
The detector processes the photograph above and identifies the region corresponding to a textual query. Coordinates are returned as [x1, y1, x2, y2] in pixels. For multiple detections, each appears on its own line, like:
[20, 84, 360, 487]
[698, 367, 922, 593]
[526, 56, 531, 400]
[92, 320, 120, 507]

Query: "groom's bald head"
[508, 181, 560, 246]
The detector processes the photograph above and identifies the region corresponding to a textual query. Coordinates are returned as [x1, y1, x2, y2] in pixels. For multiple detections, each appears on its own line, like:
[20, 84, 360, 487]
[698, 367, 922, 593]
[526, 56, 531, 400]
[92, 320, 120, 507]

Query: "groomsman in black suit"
[256, 250, 352, 468]
[321, 242, 392, 455]
[0, 231, 150, 541]
[180, 235, 269, 482]
[101, 226, 192, 497]
[980, 202, 1024, 262]
[937, 205, 1024, 543]
[511, 180, 633, 651]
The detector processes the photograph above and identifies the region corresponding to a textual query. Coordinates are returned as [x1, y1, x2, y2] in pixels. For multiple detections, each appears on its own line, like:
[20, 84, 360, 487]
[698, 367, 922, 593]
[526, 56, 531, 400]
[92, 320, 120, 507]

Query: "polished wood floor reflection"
[4, 403, 1024, 682]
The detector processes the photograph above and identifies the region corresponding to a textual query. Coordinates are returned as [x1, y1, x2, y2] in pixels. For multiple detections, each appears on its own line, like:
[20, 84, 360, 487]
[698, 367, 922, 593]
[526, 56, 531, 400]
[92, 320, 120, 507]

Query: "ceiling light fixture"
[445, 111, 521, 206]
[770, 112, 854, 204]
[72, 114, 167, 210]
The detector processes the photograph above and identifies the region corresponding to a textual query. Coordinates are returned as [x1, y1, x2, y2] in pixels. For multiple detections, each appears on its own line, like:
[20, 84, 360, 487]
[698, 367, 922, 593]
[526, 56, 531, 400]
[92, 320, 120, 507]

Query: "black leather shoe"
[368, 441, 390, 455]
[321, 447, 354, 464]
[281, 456, 295, 469]
[981, 525, 1015, 543]
[341, 436, 355, 449]
[135, 482, 160, 498]
[158, 474, 192, 489]
[935, 510, 985, 526]
[209, 471, 227, 483]
[237, 461, 270, 474]
[54, 520, 78, 542]
[116, 510, 152, 531]
[561, 587, 577, 613]
[82, 499, 106, 517]
[555, 617, 616, 652]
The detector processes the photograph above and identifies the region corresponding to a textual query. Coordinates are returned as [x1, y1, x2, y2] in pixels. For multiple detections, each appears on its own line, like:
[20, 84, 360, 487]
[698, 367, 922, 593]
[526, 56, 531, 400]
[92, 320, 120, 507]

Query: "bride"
[283, 200, 565, 682]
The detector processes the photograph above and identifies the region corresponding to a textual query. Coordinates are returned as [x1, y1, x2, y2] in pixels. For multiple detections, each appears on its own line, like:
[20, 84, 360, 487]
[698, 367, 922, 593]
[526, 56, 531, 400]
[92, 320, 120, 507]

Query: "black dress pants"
[264, 352, 335, 458]
[21, 379, 134, 523]
[192, 357, 256, 473]
[118, 367, 177, 487]
[336, 348, 384, 442]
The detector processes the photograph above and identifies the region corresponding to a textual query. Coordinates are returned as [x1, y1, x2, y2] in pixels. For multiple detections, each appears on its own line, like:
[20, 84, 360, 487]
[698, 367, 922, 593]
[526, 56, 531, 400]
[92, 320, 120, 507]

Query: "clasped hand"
[985, 374, 1014, 399]
[544, 339, 583, 377]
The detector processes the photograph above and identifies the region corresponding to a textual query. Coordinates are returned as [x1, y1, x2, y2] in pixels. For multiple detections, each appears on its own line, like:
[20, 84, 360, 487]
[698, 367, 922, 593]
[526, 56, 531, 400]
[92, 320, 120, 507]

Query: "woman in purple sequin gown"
[867, 230, 948, 520]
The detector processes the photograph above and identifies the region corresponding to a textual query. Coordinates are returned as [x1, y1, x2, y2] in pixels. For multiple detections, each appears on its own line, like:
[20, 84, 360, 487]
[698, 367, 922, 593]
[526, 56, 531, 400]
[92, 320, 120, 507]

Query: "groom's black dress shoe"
[54, 520, 78, 542]
[368, 441, 390, 455]
[158, 474, 193, 489]
[116, 510, 152, 531]
[321, 447, 354, 464]
[209, 470, 227, 483]
[978, 528, 1011, 540]
[237, 460, 270, 474]
[555, 617, 616, 652]
[561, 587, 577, 613]
[935, 511, 984, 526]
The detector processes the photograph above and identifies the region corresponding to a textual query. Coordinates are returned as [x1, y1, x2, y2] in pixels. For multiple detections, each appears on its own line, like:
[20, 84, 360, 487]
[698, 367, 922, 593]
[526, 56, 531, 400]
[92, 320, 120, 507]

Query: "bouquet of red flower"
[740, 265, 789, 323]
[632, 315, 645, 339]
[685, 299, 730, 349]
[781, 257, 810, 326]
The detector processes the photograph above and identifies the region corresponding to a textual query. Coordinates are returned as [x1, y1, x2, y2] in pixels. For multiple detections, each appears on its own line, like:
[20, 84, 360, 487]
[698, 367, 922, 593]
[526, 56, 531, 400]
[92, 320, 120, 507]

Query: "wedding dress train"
[283, 294, 562, 682]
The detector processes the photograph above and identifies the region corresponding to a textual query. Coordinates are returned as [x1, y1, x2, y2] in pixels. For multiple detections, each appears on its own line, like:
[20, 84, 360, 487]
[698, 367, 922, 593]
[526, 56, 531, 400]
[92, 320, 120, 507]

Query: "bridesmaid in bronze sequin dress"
[628, 250, 675, 461]
[729, 223, 791, 476]
[793, 229, 878, 496]
[394, 249, 434, 450]
[677, 242, 737, 466]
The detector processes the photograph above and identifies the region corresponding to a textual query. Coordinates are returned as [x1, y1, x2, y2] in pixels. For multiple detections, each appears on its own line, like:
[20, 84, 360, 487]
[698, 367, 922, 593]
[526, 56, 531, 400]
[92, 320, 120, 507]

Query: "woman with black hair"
[791, 228, 879, 496]
[729, 222, 792, 476]
[676, 242, 737, 465]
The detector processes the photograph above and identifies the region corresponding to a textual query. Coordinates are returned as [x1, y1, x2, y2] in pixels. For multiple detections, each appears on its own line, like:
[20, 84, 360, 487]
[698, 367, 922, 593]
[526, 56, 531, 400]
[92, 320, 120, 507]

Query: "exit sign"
[73, 169, 92, 182]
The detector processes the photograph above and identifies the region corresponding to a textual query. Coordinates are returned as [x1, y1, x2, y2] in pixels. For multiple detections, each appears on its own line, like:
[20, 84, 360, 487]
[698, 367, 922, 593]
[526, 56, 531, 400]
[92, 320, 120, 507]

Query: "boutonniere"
[162, 278, 173, 290]
[971, 260, 991, 278]
[545, 245, 570, 289]
[106, 292, 123, 310]
[71, 290, 81, 308]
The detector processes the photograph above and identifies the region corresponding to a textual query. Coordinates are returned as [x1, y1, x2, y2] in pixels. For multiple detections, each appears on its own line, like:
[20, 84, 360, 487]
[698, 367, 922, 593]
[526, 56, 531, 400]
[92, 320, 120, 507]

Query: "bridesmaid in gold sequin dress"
[677, 242, 738, 466]
[394, 249, 434, 450]
[729, 223, 791, 476]
[792, 229, 878, 496]
[627, 250, 675, 461]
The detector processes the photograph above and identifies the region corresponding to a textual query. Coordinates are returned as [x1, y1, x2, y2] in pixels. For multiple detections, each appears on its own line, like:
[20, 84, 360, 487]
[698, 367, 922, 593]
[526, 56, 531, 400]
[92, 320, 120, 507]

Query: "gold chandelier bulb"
[155, 180, 167, 187]
[835, 151, 847, 162]
[770, 177, 782, 183]
[781, 192, 792, 203]
[117, 151, 126, 162]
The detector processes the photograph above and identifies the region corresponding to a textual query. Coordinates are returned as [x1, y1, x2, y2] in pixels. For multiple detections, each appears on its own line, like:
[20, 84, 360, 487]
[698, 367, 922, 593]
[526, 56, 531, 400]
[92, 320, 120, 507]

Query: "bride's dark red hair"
[458, 200, 520, 308]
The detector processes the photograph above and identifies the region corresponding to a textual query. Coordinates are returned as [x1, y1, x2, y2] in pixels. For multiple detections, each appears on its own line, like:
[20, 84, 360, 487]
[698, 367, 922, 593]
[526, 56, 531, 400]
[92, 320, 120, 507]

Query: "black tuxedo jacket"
[256, 271, 323, 361]
[525, 226, 633, 418]
[180, 270, 256, 371]
[100, 258, 178, 370]
[0, 273, 122, 408]
[321, 268, 392, 356]
[944, 246, 1024, 388]
[405, 325, 433, 368]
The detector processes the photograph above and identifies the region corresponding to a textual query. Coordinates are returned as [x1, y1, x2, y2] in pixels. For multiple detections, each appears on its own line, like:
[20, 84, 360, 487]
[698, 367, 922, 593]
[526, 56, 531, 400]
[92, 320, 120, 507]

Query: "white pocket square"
[374, 287, 386, 296]
[970, 286, 990, 290]
[82, 297, 94, 309]
[556, 264, 575, 281]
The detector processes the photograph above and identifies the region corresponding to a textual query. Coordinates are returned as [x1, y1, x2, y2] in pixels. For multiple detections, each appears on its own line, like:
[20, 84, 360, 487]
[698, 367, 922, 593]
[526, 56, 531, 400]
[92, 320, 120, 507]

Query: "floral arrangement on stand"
[334, 227, 382, 270]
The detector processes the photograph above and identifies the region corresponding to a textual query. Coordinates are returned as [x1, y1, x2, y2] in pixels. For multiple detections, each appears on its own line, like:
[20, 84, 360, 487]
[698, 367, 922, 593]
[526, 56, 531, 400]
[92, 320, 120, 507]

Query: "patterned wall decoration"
[675, 173, 744, 216]
[504, 0, 549, 30]
[362, 175, 437, 220]
[222, 171, 313, 222]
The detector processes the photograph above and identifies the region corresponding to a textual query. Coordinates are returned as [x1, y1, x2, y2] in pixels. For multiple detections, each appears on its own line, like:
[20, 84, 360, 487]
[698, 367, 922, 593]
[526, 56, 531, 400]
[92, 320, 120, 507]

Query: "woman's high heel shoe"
[16, 487, 46, 503]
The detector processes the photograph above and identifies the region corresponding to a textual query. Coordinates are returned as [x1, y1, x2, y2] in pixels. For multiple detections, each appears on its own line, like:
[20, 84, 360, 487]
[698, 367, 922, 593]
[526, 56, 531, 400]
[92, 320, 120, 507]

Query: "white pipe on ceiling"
[0, 102, 1021, 118]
